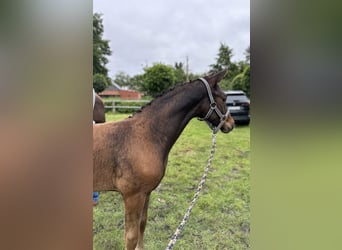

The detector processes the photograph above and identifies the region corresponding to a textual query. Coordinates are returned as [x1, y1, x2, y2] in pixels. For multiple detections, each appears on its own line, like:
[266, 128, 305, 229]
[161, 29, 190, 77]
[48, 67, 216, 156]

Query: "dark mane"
[130, 79, 197, 117]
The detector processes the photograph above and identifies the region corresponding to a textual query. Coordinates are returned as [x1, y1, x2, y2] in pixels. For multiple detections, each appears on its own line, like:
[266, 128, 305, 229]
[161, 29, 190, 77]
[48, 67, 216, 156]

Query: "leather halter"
[198, 78, 229, 134]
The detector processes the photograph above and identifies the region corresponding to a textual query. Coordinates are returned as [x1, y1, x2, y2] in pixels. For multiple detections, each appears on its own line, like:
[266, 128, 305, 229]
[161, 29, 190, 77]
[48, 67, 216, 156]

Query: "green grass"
[93, 113, 250, 250]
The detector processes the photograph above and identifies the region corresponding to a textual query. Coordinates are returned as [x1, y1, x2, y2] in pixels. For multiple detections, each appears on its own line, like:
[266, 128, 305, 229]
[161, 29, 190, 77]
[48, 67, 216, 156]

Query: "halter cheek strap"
[198, 78, 229, 134]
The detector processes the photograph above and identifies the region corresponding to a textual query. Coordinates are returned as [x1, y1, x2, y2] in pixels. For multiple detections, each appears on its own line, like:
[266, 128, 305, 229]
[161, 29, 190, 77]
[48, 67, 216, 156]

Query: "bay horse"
[93, 70, 235, 250]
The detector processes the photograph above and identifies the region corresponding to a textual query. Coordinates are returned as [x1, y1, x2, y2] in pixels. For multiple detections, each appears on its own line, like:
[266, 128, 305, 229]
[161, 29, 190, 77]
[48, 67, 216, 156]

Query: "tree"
[188, 72, 201, 81]
[231, 65, 250, 97]
[93, 73, 109, 93]
[173, 62, 186, 84]
[130, 74, 145, 91]
[209, 43, 240, 90]
[142, 63, 176, 96]
[209, 43, 250, 93]
[230, 46, 250, 96]
[93, 13, 112, 90]
[209, 42, 234, 72]
[113, 71, 145, 91]
[244, 45, 250, 63]
[114, 71, 131, 88]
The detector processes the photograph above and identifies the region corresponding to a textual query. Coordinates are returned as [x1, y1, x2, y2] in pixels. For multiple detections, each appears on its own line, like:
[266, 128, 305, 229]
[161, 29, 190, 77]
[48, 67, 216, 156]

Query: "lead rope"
[165, 132, 217, 250]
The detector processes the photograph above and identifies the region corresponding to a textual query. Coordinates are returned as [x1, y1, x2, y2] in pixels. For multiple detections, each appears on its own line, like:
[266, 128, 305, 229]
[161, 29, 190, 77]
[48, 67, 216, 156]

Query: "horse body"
[93, 70, 234, 250]
[94, 119, 165, 192]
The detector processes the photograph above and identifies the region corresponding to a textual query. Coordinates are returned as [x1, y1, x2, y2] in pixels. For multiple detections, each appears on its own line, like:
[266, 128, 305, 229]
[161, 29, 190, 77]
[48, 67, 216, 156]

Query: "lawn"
[93, 113, 250, 250]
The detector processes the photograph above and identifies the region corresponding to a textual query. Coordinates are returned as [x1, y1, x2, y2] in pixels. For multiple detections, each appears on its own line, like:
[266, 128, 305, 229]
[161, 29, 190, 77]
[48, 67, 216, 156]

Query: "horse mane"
[129, 79, 197, 118]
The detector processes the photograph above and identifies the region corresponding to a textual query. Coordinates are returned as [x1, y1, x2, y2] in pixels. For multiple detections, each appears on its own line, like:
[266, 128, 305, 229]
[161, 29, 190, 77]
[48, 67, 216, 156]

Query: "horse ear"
[205, 69, 228, 86]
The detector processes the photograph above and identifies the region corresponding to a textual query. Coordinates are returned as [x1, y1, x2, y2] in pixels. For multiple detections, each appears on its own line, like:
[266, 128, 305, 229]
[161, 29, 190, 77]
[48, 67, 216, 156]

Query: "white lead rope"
[165, 132, 217, 250]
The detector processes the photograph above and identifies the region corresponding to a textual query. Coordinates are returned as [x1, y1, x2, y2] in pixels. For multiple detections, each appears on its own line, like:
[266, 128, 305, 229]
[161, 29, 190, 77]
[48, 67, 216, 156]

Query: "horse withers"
[93, 70, 234, 250]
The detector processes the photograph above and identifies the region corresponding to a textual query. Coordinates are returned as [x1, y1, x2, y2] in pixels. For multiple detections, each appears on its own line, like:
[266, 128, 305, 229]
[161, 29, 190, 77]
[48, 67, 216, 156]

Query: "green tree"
[93, 13, 112, 90]
[93, 73, 109, 93]
[245, 45, 250, 63]
[188, 72, 201, 81]
[210, 43, 250, 93]
[210, 42, 234, 72]
[142, 63, 176, 96]
[130, 74, 145, 91]
[229, 46, 251, 96]
[114, 71, 145, 91]
[209, 43, 240, 90]
[114, 71, 131, 88]
[114, 71, 144, 91]
[231, 65, 250, 97]
[173, 62, 186, 84]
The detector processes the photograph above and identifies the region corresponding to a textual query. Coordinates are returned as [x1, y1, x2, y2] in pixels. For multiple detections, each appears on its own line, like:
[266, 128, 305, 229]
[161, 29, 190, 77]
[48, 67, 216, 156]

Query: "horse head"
[198, 69, 235, 133]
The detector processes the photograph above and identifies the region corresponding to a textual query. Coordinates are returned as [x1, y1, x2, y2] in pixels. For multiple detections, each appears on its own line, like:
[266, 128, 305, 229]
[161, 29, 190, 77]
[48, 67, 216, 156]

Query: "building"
[98, 83, 143, 100]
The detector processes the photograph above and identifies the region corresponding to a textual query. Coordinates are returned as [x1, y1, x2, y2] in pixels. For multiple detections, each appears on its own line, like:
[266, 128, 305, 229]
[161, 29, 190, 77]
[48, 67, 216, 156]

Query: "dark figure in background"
[93, 92, 106, 123]
[93, 89, 106, 205]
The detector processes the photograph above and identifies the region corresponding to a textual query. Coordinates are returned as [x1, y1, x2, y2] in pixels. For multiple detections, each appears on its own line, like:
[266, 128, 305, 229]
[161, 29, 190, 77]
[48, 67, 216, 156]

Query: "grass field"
[93, 113, 250, 250]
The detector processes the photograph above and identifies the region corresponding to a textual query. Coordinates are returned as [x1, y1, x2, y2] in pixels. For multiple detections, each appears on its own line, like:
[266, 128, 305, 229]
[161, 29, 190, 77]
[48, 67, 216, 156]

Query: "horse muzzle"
[220, 115, 235, 133]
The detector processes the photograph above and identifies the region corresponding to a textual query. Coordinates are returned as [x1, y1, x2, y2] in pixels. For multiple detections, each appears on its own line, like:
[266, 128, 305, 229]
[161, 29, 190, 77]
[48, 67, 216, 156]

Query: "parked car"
[225, 90, 250, 125]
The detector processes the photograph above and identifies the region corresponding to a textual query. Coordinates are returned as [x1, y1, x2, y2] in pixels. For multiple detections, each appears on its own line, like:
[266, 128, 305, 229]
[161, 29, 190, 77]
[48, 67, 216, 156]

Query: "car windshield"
[226, 94, 249, 103]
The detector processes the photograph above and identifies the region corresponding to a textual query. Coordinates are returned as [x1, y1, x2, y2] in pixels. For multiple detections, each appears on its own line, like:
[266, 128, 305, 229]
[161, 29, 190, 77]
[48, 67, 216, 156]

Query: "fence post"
[112, 100, 116, 113]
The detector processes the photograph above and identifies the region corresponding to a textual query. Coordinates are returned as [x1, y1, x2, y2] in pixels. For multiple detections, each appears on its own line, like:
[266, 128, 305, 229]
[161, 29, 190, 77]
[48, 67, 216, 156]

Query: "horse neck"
[135, 81, 206, 153]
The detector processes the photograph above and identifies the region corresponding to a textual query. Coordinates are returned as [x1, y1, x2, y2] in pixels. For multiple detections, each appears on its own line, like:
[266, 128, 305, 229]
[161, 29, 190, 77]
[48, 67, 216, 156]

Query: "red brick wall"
[119, 90, 142, 100]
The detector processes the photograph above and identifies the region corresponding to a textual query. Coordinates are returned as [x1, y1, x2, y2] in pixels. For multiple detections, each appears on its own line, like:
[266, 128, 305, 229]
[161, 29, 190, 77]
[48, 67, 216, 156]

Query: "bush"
[93, 73, 109, 93]
[142, 63, 176, 96]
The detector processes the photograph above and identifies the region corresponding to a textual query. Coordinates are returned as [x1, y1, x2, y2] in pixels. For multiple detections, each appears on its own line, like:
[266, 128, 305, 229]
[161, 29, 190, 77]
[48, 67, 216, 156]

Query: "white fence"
[104, 100, 150, 112]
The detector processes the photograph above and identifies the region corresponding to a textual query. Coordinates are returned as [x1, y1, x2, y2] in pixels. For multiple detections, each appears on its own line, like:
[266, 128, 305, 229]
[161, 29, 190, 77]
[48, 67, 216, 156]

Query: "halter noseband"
[198, 78, 229, 134]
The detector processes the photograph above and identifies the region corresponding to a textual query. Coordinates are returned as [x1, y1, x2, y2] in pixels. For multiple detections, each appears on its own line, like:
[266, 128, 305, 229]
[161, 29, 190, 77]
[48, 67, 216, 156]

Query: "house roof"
[105, 83, 121, 91]
[98, 83, 142, 98]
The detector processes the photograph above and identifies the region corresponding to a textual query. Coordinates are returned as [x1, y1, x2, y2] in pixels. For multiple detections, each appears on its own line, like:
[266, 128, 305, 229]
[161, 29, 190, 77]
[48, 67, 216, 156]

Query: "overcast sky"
[93, 0, 249, 77]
